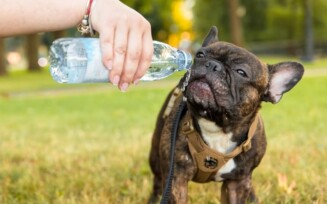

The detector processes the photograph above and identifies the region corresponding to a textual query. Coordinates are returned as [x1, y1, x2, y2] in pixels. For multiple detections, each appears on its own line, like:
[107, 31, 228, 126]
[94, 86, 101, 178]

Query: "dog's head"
[183, 26, 304, 129]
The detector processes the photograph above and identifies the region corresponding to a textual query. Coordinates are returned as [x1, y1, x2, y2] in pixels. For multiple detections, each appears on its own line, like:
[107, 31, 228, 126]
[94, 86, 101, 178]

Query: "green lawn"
[0, 62, 326, 203]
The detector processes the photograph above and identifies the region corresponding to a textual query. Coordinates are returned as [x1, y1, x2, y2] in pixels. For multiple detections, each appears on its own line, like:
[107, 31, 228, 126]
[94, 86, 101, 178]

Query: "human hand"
[91, 0, 153, 91]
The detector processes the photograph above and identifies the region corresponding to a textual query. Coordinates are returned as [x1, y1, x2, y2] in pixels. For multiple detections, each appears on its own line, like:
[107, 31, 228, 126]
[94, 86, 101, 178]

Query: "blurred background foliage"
[0, 0, 325, 75]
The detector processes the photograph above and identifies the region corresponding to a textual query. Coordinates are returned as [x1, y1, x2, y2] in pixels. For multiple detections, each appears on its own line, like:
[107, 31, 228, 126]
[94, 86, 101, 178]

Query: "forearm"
[0, 0, 85, 37]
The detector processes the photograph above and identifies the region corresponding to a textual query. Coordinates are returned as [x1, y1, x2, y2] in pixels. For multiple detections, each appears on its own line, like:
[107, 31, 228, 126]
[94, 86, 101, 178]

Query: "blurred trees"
[26, 34, 41, 71]
[53, 31, 66, 40]
[193, 1, 229, 42]
[123, 0, 174, 41]
[0, 38, 6, 76]
[193, 0, 327, 57]
[228, 0, 244, 46]
[303, 0, 314, 61]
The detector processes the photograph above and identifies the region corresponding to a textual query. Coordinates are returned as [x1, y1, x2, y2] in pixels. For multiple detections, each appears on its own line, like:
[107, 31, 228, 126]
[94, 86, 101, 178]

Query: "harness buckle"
[182, 120, 194, 134]
[242, 142, 252, 152]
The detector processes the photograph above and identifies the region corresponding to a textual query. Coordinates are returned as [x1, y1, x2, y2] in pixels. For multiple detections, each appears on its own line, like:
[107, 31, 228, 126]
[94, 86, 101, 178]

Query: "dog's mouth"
[186, 78, 216, 110]
[185, 76, 232, 118]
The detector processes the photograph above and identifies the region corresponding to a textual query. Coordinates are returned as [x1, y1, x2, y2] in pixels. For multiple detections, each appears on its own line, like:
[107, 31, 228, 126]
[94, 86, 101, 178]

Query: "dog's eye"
[196, 52, 205, 58]
[236, 69, 248, 77]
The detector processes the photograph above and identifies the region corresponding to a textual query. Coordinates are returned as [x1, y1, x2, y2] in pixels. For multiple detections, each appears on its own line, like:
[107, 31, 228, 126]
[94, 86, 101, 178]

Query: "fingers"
[99, 26, 114, 70]
[94, 0, 153, 91]
[108, 23, 152, 91]
[111, 25, 128, 89]
[122, 29, 142, 86]
[133, 28, 153, 84]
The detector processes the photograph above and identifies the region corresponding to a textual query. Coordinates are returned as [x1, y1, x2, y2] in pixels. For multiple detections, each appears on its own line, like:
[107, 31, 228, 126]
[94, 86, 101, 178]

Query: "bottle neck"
[177, 50, 193, 71]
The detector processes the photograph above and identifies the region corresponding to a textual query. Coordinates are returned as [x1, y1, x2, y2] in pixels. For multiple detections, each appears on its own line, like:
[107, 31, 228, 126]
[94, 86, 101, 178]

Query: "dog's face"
[184, 27, 304, 128]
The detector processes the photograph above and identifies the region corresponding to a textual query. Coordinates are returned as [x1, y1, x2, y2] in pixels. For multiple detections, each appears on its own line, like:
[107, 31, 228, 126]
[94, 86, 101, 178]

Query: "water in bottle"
[49, 38, 193, 83]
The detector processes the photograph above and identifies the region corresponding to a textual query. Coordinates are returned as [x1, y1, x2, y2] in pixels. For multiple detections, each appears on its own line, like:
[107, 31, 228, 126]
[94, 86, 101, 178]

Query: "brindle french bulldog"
[148, 26, 304, 204]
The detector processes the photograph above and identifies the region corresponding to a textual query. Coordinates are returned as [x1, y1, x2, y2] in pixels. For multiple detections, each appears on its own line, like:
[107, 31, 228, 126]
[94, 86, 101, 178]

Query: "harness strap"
[163, 88, 182, 119]
[182, 112, 259, 183]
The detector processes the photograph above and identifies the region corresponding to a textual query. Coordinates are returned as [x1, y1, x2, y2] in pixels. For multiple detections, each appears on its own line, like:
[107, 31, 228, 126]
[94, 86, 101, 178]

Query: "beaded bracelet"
[77, 0, 96, 36]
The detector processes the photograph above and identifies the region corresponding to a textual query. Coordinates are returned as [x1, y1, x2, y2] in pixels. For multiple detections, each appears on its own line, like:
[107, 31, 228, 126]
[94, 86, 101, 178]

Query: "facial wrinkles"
[226, 68, 239, 104]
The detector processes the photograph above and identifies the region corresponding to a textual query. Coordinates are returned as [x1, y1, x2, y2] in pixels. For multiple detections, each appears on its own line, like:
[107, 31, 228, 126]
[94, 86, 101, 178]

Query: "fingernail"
[107, 60, 113, 70]
[112, 75, 120, 86]
[133, 79, 140, 85]
[120, 83, 129, 92]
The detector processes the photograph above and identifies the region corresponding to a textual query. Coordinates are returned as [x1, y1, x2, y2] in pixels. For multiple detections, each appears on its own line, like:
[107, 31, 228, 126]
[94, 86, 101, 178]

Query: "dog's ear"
[202, 26, 219, 47]
[262, 62, 304, 104]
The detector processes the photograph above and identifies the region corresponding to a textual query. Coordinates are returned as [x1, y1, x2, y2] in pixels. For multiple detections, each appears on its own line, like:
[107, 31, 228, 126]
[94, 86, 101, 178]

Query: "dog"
[148, 26, 304, 204]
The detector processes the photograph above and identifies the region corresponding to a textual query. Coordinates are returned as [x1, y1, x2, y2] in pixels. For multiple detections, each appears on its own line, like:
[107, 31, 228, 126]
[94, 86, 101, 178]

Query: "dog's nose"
[205, 61, 222, 72]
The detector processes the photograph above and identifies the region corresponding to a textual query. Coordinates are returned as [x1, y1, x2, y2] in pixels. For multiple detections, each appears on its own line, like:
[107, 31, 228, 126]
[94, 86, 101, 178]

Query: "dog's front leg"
[168, 176, 188, 204]
[220, 176, 258, 204]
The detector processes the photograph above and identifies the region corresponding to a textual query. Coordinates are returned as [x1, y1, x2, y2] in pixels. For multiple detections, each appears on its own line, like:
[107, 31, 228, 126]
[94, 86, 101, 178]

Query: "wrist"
[90, 0, 121, 33]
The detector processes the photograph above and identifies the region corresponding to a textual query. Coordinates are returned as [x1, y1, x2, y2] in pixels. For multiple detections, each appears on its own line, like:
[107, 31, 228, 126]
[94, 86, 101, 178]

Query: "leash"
[160, 69, 190, 203]
[160, 101, 187, 204]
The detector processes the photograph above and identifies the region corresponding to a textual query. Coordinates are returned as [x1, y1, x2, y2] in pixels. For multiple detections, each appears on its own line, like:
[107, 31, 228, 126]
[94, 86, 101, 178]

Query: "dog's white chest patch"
[197, 118, 237, 181]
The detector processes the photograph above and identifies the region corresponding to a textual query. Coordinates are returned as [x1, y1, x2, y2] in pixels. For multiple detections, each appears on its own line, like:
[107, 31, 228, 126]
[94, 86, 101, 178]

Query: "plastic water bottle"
[49, 38, 193, 83]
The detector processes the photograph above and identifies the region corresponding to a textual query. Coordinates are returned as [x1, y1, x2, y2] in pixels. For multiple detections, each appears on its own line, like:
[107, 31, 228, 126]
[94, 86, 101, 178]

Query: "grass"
[0, 58, 327, 203]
